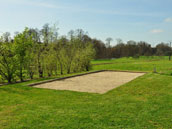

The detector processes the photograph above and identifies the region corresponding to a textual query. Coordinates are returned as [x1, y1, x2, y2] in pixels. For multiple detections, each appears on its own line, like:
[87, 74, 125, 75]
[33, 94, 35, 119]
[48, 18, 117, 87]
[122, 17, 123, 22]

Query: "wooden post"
[153, 65, 157, 73]
[169, 42, 172, 61]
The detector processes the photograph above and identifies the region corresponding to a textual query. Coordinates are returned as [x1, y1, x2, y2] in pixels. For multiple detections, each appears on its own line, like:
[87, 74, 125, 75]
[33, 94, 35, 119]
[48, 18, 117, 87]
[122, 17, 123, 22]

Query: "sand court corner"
[33, 71, 145, 94]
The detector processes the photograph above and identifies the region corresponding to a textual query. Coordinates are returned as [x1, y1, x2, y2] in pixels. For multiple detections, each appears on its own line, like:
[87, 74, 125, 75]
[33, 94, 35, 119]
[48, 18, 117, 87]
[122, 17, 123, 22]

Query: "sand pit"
[34, 71, 145, 94]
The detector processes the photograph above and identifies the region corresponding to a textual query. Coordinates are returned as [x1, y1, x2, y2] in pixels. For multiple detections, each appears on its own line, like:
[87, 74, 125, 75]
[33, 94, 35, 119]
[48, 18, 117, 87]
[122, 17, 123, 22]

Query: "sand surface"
[35, 71, 145, 94]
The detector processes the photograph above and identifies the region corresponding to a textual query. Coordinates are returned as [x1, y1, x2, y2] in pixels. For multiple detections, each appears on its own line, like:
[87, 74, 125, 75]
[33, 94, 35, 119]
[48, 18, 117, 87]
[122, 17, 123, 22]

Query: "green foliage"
[79, 42, 95, 71]
[0, 25, 95, 83]
[0, 42, 18, 83]
[14, 28, 33, 81]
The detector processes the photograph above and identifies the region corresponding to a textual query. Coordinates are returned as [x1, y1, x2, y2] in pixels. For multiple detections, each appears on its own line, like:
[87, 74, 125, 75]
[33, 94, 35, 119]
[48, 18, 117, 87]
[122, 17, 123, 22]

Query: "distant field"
[0, 56, 172, 129]
[92, 56, 172, 75]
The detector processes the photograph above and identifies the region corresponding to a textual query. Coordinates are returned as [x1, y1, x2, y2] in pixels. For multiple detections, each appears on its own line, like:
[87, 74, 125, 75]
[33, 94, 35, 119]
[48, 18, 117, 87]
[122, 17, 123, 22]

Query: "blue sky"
[0, 0, 172, 46]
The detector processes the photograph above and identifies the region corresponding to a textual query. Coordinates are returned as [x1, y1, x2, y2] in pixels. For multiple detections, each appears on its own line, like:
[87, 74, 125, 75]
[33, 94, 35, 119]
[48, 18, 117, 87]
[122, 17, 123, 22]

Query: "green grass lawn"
[1, 56, 172, 129]
[92, 56, 172, 75]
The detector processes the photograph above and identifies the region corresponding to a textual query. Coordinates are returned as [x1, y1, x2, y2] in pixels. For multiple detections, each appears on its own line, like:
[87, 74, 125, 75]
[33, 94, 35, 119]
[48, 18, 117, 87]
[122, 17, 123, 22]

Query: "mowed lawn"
[0, 57, 172, 129]
[92, 56, 172, 74]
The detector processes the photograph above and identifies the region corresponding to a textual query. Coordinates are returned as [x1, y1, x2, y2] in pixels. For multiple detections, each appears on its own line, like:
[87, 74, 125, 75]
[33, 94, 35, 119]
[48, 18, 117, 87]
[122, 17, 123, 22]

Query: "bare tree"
[105, 37, 113, 48]
[41, 23, 50, 44]
[116, 38, 123, 44]
[2, 32, 11, 42]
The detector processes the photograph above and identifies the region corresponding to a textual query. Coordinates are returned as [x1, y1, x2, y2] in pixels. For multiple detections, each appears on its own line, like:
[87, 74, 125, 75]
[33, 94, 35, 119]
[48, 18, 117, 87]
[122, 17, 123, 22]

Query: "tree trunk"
[38, 53, 43, 78]
[29, 72, 34, 79]
[67, 68, 70, 74]
[39, 67, 43, 78]
[20, 66, 23, 82]
[169, 55, 171, 61]
[86, 65, 89, 71]
[48, 72, 52, 77]
[60, 63, 63, 75]
[7, 77, 12, 84]
[67, 65, 71, 74]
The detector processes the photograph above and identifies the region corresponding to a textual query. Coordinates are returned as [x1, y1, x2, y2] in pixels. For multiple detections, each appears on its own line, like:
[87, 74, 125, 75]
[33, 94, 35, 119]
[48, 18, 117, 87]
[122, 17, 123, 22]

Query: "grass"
[92, 56, 172, 75]
[0, 56, 172, 129]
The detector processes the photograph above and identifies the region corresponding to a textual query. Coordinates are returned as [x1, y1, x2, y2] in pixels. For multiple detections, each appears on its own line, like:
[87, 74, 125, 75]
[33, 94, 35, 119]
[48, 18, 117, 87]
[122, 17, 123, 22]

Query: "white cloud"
[164, 18, 172, 23]
[150, 29, 164, 34]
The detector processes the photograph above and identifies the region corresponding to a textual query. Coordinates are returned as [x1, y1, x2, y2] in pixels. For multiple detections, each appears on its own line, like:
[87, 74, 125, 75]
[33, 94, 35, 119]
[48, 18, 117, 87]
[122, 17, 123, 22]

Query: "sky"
[0, 0, 172, 46]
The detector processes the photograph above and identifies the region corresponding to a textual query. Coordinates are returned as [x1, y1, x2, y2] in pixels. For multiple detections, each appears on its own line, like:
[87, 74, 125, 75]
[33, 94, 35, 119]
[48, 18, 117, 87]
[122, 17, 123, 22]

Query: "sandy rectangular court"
[34, 71, 145, 94]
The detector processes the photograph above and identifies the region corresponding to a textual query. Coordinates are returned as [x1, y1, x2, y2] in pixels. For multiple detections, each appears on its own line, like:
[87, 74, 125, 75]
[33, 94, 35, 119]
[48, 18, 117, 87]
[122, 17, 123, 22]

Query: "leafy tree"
[0, 42, 17, 83]
[156, 43, 171, 56]
[53, 37, 68, 75]
[65, 40, 77, 74]
[44, 44, 57, 77]
[14, 28, 33, 81]
[80, 42, 95, 71]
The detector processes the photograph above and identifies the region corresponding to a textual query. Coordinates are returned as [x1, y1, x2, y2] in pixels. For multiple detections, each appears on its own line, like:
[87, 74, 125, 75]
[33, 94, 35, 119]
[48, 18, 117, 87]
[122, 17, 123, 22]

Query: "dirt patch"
[34, 71, 145, 94]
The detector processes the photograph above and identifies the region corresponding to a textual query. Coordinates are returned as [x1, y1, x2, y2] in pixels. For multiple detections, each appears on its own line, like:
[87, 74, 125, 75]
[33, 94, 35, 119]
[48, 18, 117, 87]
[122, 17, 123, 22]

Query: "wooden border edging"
[105, 70, 148, 74]
[28, 70, 147, 87]
[28, 70, 106, 87]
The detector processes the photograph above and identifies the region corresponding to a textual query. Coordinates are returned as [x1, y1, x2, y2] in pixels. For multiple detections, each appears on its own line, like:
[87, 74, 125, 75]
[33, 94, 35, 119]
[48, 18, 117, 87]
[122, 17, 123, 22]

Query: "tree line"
[0, 24, 95, 83]
[70, 35, 172, 59]
[0, 23, 171, 83]
[92, 38, 172, 59]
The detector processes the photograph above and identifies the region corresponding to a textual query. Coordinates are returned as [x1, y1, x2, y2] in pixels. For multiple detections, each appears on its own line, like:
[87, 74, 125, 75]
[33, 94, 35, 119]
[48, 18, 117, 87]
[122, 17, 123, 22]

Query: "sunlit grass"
[92, 56, 172, 75]
[0, 56, 172, 128]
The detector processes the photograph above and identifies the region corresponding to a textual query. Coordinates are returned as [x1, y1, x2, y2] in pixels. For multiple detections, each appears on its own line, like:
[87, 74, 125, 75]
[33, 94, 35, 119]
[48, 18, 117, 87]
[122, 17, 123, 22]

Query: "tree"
[0, 42, 17, 83]
[92, 39, 106, 59]
[14, 28, 33, 82]
[65, 41, 76, 74]
[1, 32, 11, 42]
[105, 37, 113, 48]
[28, 28, 41, 43]
[156, 43, 171, 56]
[53, 36, 68, 75]
[75, 29, 88, 41]
[41, 23, 50, 44]
[105, 37, 113, 58]
[80, 42, 95, 71]
[43, 44, 57, 77]
[50, 23, 59, 43]
[116, 38, 123, 44]
[112, 43, 125, 58]
[137, 41, 152, 56]
[68, 30, 75, 40]
[126, 40, 138, 57]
